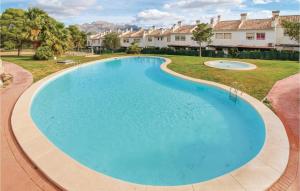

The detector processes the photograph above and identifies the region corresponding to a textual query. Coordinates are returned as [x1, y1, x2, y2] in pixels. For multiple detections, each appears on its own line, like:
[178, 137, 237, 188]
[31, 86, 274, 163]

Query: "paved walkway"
[267, 73, 300, 191]
[1, 62, 60, 191]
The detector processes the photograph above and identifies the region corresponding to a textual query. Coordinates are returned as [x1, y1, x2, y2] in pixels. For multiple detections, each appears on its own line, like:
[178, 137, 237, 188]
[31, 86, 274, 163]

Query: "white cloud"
[32, 0, 98, 18]
[164, 0, 244, 9]
[252, 0, 279, 4]
[136, 9, 181, 22]
[133, 9, 185, 27]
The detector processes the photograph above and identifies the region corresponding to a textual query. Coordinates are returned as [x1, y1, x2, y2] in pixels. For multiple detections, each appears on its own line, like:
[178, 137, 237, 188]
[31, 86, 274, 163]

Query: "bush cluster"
[34, 46, 54, 60]
[126, 43, 142, 54]
[141, 47, 299, 61]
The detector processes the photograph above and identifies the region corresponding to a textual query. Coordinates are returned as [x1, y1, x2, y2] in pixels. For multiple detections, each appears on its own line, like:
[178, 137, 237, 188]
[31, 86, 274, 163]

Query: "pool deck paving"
[267, 73, 300, 191]
[0, 62, 60, 191]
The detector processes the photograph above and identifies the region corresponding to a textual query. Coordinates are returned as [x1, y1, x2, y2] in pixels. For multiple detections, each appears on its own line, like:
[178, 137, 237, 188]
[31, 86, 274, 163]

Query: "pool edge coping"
[11, 56, 289, 191]
[204, 60, 257, 71]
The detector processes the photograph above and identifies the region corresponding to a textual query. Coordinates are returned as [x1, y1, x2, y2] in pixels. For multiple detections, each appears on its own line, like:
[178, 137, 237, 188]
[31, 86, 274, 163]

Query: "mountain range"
[76, 20, 140, 34]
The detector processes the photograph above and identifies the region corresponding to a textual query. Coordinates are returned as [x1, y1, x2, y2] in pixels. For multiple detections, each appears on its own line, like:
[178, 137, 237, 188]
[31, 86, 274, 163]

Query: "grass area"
[1, 53, 126, 82]
[1, 53, 299, 100]
[164, 55, 299, 100]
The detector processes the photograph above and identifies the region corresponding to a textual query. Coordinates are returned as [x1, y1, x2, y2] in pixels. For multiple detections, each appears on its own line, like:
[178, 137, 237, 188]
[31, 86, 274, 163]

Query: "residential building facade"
[87, 11, 299, 52]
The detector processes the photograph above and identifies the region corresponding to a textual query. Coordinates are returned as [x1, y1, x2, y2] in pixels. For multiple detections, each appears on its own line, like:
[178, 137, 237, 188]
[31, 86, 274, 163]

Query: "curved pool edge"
[204, 60, 257, 71]
[11, 56, 289, 191]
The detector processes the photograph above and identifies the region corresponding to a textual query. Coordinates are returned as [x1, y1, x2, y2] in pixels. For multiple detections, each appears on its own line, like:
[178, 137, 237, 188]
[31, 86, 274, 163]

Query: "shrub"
[3, 41, 15, 50]
[126, 43, 141, 54]
[140, 47, 299, 61]
[34, 46, 54, 60]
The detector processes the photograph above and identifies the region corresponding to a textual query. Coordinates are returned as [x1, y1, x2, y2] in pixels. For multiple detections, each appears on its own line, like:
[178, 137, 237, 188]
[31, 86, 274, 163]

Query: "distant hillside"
[76, 20, 140, 34]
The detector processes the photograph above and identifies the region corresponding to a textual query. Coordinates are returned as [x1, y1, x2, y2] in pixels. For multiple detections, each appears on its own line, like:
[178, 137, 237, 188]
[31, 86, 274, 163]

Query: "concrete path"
[267, 73, 300, 191]
[0, 62, 60, 191]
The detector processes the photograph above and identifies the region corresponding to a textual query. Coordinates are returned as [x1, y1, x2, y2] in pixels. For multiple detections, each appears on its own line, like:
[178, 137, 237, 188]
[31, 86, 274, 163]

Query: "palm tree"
[25, 8, 47, 49]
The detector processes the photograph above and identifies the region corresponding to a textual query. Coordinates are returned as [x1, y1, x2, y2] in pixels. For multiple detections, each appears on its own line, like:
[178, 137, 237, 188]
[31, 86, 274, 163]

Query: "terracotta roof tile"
[213, 20, 241, 30]
[131, 30, 145, 38]
[279, 15, 300, 25]
[147, 29, 164, 37]
[239, 19, 273, 30]
[120, 31, 136, 38]
[173, 25, 195, 34]
[162, 28, 172, 36]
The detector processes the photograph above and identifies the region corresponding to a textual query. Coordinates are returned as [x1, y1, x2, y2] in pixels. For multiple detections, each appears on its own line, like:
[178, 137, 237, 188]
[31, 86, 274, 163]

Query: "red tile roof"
[279, 15, 300, 25]
[131, 30, 145, 38]
[173, 25, 195, 34]
[239, 19, 273, 30]
[213, 20, 241, 30]
[120, 31, 136, 38]
[148, 29, 163, 37]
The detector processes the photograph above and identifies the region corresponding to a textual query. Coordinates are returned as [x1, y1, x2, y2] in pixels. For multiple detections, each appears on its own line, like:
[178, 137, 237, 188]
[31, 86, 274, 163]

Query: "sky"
[1, 0, 299, 27]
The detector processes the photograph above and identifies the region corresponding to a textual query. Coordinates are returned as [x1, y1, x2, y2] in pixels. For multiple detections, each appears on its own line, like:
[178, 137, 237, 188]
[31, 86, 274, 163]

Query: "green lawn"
[164, 55, 299, 100]
[2, 53, 299, 100]
[1, 53, 126, 82]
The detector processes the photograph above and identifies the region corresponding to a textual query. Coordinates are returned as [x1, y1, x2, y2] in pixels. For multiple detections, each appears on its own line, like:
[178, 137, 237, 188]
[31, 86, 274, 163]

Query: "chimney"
[152, 25, 156, 30]
[177, 21, 182, 27]
[272, 10, 280, 18]
[130, 27, 133, 32]
[272, 10, 280, 27]
[217, 15, 221, 22]
[196, 20, 200, 25]
[210, 18, 214, 25]
[171, 24, 176, 32]
[241, 13, 247, 21]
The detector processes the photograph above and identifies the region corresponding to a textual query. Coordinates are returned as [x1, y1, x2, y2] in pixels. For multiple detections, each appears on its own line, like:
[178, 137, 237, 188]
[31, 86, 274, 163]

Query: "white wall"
[211, 30, 275, 48]
[168, 34, 199, 47]
[120, 37, 145, 48]
[88, 38, 103, 47]
[275, 27, 299, 47]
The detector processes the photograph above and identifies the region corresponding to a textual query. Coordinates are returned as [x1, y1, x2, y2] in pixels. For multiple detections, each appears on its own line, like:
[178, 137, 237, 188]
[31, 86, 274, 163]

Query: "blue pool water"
[207, 60, 256, 70]
[31, 57, 265, 186]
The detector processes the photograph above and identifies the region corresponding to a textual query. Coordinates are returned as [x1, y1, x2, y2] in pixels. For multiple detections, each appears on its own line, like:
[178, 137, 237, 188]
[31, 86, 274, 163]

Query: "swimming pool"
[205, 60, 257, 70]
[30, 57, 265, 186]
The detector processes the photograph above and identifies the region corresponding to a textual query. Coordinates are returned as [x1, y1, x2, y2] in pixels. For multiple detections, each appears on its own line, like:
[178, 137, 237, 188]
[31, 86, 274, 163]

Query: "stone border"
[204, 60, 257, 71]
[11, 56, 289, 191]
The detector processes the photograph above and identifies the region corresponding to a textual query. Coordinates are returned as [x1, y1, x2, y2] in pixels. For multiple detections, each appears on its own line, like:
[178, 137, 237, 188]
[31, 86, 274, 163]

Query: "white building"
[87, 11, 299, 52]
[211, 11, 299, 52]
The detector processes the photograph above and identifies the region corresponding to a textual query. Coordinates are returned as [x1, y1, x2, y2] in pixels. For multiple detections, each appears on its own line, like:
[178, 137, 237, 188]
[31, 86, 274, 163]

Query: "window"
[256, 33, 265, 40]
[123, 39, 129, 43]
[175, 35, 186, 41]
[167, 36, 171, 42]
[133, 39, 140, 43]
[215, 33, 224, 39]
[284, 30, 289, 36]
[148, 37, 152, 42]
[246, 33, 255, 40]
[224, 33, 232, 39]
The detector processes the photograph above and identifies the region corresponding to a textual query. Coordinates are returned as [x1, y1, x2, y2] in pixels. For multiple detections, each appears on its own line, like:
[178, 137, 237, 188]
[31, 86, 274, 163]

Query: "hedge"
[141, 47, 299, 61]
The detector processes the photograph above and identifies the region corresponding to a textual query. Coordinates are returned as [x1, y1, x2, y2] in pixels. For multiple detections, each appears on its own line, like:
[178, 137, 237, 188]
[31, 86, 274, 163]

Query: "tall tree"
[192, 23, 213, 57]
[102, 32, 120, 51]
[282, 20, 300, 43]
[67, 25, 87, 51]
[0, 8, 28, 56]
[39, 18, 70, 55]
[25, 8, 48, 49]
